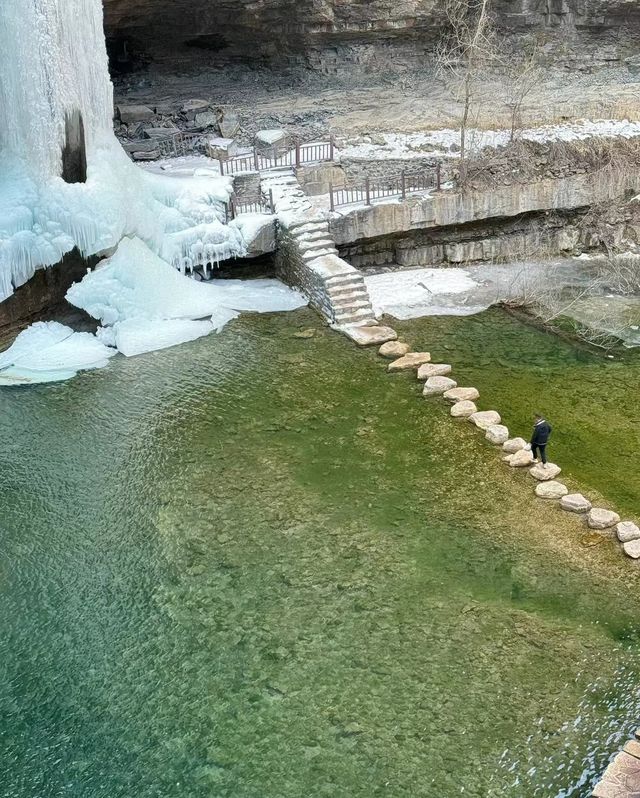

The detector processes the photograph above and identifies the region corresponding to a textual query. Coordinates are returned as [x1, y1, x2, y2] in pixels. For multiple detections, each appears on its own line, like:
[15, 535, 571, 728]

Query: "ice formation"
[0, 0, 252, 301]
[0, 321, 115, 385]
[0, 0, 301, 386]
[67, 237, 307, 357]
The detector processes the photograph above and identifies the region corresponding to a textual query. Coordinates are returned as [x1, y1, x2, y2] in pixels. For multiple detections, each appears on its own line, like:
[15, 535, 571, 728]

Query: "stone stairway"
[261, 168, 387, 337]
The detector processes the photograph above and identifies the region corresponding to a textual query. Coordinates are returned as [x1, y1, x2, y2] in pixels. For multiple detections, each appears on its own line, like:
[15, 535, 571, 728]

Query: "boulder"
[529, 462, 562, 481]
[535, 480, 569, 499]
[485, 424, 509, 445]
[194, 110, 218, 129]
[388, 352, 431, 372]
[423, 376, 457, 396]
[451, 400, 477, 418]
[616, 521, 640, 543]
[117, 104, 155, 123]
[443, 387, 479, 403]
[469, 410, 501, 430]
[255, 128, 290, 158]
[587, 507, 621, 529]
[182, 99, 210, 120]
[508, 449, 535, 468]
[503, 437, 527, 453]
[219, 111, 240, 139]
[378, 340, 410, 359]
[623, 539, 640, 559]
[132, 150, 160, 161]
[417, 363, 452, 380]
[560, 494, 592, 513]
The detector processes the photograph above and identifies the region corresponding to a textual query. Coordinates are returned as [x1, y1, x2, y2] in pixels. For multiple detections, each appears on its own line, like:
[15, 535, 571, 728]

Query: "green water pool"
[1, 307, 639, 798]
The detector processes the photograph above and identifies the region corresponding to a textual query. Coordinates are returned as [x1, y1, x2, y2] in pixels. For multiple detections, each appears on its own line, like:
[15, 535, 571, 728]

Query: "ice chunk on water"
[112, 318, 218, 357]
[0, 321, 115, 386]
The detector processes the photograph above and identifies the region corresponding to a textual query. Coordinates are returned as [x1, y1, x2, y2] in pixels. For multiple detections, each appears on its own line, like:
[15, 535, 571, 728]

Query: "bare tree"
[436, 0, 501, 183]
[503, 44, 544, 142]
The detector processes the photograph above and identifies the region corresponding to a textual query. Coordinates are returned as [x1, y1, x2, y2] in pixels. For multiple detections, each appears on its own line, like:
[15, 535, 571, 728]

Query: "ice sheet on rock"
[112, 318, 218, 357]
[366, 268, 479, 319]
[207, 278, 308, 312]
[0, 321, 115, 386]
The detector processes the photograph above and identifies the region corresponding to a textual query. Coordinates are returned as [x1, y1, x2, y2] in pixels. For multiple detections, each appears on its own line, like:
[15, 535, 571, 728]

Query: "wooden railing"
[329, 166, 442, 211]
[156, 132, 208, 158]
[220, 139, 335, 175]
[225, 190, 275, 223]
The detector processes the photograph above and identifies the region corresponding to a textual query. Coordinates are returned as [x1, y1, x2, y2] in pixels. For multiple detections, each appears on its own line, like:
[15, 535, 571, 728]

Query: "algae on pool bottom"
[1, 307, 640, 798]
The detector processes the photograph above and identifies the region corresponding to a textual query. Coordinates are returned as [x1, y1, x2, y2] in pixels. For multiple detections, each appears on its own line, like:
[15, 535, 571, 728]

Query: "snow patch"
[366, 268, 479, 319]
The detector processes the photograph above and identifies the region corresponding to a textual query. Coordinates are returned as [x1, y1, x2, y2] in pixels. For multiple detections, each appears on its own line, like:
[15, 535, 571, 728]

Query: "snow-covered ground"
[365, 261, 593, 320]
[339, 120, 640, 161]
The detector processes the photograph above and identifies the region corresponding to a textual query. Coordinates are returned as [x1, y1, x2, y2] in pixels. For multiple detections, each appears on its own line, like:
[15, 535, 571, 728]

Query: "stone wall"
[330, 169, 640, 247]
[275, 228, 336, 321]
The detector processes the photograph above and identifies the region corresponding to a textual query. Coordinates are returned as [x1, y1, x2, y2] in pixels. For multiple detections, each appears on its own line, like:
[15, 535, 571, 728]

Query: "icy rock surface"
[0, 321, 115, 385]
[67, 237, 307, 357]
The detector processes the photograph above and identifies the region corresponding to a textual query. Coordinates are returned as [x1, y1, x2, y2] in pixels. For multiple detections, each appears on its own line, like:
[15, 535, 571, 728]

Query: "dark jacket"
[531, 419, 552, 446]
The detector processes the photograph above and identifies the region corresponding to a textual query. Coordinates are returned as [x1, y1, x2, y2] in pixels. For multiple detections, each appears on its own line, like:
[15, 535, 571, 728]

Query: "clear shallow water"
[1, 307, 640, 798]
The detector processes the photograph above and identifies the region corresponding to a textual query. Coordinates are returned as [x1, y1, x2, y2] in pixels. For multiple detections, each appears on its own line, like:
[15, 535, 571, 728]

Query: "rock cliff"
[103, 0, 640, 71]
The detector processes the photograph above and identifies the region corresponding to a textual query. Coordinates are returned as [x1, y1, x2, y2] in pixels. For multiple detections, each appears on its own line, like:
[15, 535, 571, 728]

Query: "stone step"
[297, 238, 337, 254]
[292, 228, 331, 243]
[303, 249, 339, 262]
[327, 285, 369, 301]
[287, 217, 326, 232]
[332, 298, 373, 313]
[327, 273, 365, 289]
[334, 306, 376, 324]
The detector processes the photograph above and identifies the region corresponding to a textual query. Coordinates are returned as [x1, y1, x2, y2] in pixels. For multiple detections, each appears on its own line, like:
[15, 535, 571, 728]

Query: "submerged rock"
[503, 437, 527, 453]
[507, 449, 535, 468]
[616, 521, 640, 543]
[623, 539, 640, 559]
[423, 376, 457, 396]
[535, 480, 569, 499]
[443, 386, 479, 403]
[485, 424, 509, 445]
[529, 462, 561, 481]
[388, 352, 431, 372]
[560, 494, 592, 513]
[417, 362, 452, 379]
[469, 410, 501, 430]
[451, 400, 477, 418]
[587, 507, 621, 529]
[379, 340, 409, 358]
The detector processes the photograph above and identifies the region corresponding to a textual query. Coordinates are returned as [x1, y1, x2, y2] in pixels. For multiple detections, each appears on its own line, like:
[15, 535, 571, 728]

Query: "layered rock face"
[103, 0, 640, 71]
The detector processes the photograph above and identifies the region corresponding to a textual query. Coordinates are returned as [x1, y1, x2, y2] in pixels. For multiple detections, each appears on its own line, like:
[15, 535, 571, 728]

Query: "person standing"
[530, 414, 552, 465]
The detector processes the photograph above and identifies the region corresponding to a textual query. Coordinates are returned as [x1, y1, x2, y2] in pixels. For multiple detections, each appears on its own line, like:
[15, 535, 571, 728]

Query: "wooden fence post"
[436, 162, 442, 191]
[365, 177, 371, 206]
[329, 135, 334, 162]
[329, 182, 334, 212]
[295, 142, 301, 168]
[401, 171, 406, 200]
[269, 189, 275, 214]
[219, 159, 225, 176]
[253, 146, 259, 172]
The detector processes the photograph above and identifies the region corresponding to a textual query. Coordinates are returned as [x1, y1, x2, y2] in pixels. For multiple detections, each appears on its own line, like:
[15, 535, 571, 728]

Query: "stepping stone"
[343, 325, 397, 346]
[616, 521, 640, 543]
[535, 480, 569, 499]
[560, 493, 592, 513]
[507, 449, 535, 468]
[417, 363, 452, 380]
[388, 352, 431, 372]
[529, 462, 561, 481]
[593, 751, 640, 798]
[623, 739, 640, 758]
[624, 539, 640, 559]
[423, 376, 457, 396]
[451, 400, 477, 418]
[443, 387, 479, 403]
[485, 424, 509, 445]
[378, 340, 409, 358]
[587, 507, 621, 530]
[503, 437, 527, 453]
[469, 410, 501, 430]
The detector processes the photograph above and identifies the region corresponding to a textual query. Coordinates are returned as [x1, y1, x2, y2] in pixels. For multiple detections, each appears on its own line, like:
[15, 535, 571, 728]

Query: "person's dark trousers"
[532, 443, 547, 464]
